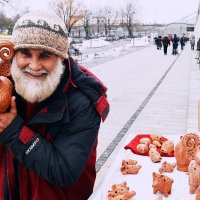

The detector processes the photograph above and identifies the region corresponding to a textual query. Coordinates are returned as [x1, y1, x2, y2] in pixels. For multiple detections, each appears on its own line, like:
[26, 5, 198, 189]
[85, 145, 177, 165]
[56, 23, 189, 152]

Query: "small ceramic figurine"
[108, 191, 136, 200]
[158, 161, 176, 173]
[152, 172, 174, 197]
[174, 133, 200, 172]
[122, 159, 137, 165]
[188, 145, 200, 194]
[136, 143, 149, 154]
[140, 137, 151, 145]
[121, 163, 142, 175]
[108, 181, 129, 198]
[0, 40, 14, 113]
[108, 181, 136, 200]
[152, 140, 162, 148]
[161, 140, 174, 154]
[149, 148, 162, 163]
[149, 144, 157, 150]
[150, 134, 164, 143]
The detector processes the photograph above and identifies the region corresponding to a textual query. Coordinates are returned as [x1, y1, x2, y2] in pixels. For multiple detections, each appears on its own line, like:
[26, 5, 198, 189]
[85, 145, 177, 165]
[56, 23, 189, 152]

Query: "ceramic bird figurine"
[0, 76, 13, 113]
[0, 40, 14, 113]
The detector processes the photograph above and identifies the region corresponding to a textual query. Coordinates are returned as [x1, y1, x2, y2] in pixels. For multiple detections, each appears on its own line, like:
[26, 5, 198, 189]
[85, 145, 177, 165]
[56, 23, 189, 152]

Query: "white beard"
[11, 57, 64, 103]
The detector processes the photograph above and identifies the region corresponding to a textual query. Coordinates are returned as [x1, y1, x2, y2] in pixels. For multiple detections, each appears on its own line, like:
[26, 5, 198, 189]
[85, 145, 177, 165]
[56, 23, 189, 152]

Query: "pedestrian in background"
[196, 38, 200, 63]
[190, 36, 195, 50]
[156, 36, 162, 50]
[162, 36, 170, 55]
[172, 34, 179, 55]
[0, 11, 109, 200]
[180, 36, 185, 50]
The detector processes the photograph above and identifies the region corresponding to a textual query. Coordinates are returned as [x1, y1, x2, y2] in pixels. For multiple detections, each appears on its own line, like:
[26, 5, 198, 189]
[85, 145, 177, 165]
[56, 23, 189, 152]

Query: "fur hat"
[11, 11, 68, 58]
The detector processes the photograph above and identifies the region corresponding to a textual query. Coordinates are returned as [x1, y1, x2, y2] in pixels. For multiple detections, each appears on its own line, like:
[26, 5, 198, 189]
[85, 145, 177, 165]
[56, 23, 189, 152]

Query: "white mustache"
[23, 67, 48, 75]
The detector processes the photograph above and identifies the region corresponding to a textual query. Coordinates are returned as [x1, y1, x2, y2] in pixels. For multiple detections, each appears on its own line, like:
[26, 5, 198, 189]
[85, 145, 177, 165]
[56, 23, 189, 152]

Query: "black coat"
[162, 37, 170, 47]
[0, 57, 109, 199]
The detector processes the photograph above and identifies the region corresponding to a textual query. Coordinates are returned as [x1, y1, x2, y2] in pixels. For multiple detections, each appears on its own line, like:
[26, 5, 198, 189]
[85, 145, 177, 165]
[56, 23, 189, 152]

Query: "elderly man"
[0, 11, 109, 200]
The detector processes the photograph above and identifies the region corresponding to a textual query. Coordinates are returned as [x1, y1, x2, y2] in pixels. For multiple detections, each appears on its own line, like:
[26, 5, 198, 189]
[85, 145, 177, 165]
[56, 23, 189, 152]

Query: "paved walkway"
[89, 43, 200, 188]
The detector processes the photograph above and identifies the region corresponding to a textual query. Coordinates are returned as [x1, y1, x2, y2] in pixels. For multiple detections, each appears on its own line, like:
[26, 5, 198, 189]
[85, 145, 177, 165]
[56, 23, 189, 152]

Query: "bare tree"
[124, 0, 137, 37]
[93, 8, 104, 35]
[51, 0, 84, 35]
[83, 10, 92, 39]
[102, 6, 118, 35]
[119, 8, 125, 28]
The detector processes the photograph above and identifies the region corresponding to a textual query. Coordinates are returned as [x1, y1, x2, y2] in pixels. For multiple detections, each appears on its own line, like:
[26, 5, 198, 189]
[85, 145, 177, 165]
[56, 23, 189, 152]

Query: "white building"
[195, 1, 200, 40]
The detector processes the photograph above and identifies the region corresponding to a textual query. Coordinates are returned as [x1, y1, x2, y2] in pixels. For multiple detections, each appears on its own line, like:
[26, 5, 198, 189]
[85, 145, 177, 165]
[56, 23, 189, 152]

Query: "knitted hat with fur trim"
[11, 11, 68, 58]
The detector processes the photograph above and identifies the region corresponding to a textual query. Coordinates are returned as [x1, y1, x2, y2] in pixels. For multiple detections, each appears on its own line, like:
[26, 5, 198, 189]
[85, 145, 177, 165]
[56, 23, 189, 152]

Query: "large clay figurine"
[0, 40, 14, 113]
[174, 133, 200, 172]
[188, 145, 200, 194]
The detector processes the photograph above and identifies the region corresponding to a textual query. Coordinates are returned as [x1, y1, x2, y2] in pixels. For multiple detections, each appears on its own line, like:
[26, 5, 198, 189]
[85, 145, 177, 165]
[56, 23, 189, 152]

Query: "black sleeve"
[0, 97, 101, 187]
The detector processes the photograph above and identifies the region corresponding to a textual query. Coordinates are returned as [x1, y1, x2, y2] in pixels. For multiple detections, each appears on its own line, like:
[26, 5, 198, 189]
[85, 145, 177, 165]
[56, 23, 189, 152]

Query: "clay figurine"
[121, 163, 142, 175]
[149, 148, 162, 163]
[108, 181, 136, 200]
[108, 181, 129, 198]
[122, 159, 137, 165]
[140, 137, 151, 145]
[158, 161, 176, 173]
[174, 133, 200, 172]
[0, 40, 14, 77]
[136, 143, 149, 154]
[195, 187, 200, 200]
[188, 145, 200, 194]
[0, 40, 14, 113]
[152, 172, 174, 197]
[152, 140, 162, 148]
[149, 144, 157, 150]
[161, 140, 174, 154]
[150, 134, 164, 143]
[108, 191, 136, 200]
[0, 76, 13, 113]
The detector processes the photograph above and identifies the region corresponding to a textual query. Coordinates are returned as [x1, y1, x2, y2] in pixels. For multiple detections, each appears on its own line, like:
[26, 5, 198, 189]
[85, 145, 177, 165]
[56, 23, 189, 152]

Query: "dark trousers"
[163, 46, 168, 55]
[181, 44, 184, 50]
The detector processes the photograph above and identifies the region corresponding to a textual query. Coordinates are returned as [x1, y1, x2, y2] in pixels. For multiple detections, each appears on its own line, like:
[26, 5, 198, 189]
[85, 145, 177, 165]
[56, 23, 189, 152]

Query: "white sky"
[7, 0, 200, 24]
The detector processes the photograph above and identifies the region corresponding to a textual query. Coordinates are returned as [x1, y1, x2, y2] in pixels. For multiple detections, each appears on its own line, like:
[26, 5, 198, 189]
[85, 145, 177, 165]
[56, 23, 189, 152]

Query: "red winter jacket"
[0, 58, 109, 200]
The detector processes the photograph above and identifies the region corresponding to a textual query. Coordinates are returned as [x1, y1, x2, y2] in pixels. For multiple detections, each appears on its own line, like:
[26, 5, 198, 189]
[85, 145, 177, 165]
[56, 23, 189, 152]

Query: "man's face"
[11, 48, 64, 103]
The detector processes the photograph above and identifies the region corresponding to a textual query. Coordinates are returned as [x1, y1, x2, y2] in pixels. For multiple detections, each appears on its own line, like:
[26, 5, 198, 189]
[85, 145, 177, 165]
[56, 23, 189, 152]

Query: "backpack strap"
[79, 65, 109, 122]
[63, 58, 77, 93]
[64, 58, 109, 122]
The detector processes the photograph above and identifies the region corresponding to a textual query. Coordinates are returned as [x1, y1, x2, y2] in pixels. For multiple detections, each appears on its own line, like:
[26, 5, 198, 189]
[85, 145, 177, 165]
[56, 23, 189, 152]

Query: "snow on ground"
[75, 37, 151, 67]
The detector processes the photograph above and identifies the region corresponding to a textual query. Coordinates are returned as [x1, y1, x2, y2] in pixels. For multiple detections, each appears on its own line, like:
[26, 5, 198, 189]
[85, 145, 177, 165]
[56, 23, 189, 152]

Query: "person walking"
[180, 36, 185, 50]
[196, 38, 200, 63]
[172, 34, 179, 55]
[156, 36, 162, 50]
[0, 11, 109, 200]
[162, 36, 170, 55]
[190, 36, 195, 50]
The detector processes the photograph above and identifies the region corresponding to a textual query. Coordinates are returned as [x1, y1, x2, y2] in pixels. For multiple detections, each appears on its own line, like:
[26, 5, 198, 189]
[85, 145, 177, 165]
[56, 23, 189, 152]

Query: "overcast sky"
[12, 0, 200, 24]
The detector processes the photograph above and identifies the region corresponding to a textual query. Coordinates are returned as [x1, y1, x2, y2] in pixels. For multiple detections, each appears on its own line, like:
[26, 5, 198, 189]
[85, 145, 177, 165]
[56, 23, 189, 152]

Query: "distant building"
[195, 1, 200, 40]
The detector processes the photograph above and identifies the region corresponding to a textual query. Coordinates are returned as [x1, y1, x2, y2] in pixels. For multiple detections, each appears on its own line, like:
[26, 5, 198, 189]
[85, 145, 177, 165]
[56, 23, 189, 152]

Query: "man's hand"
[0, 96, 17, 133]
